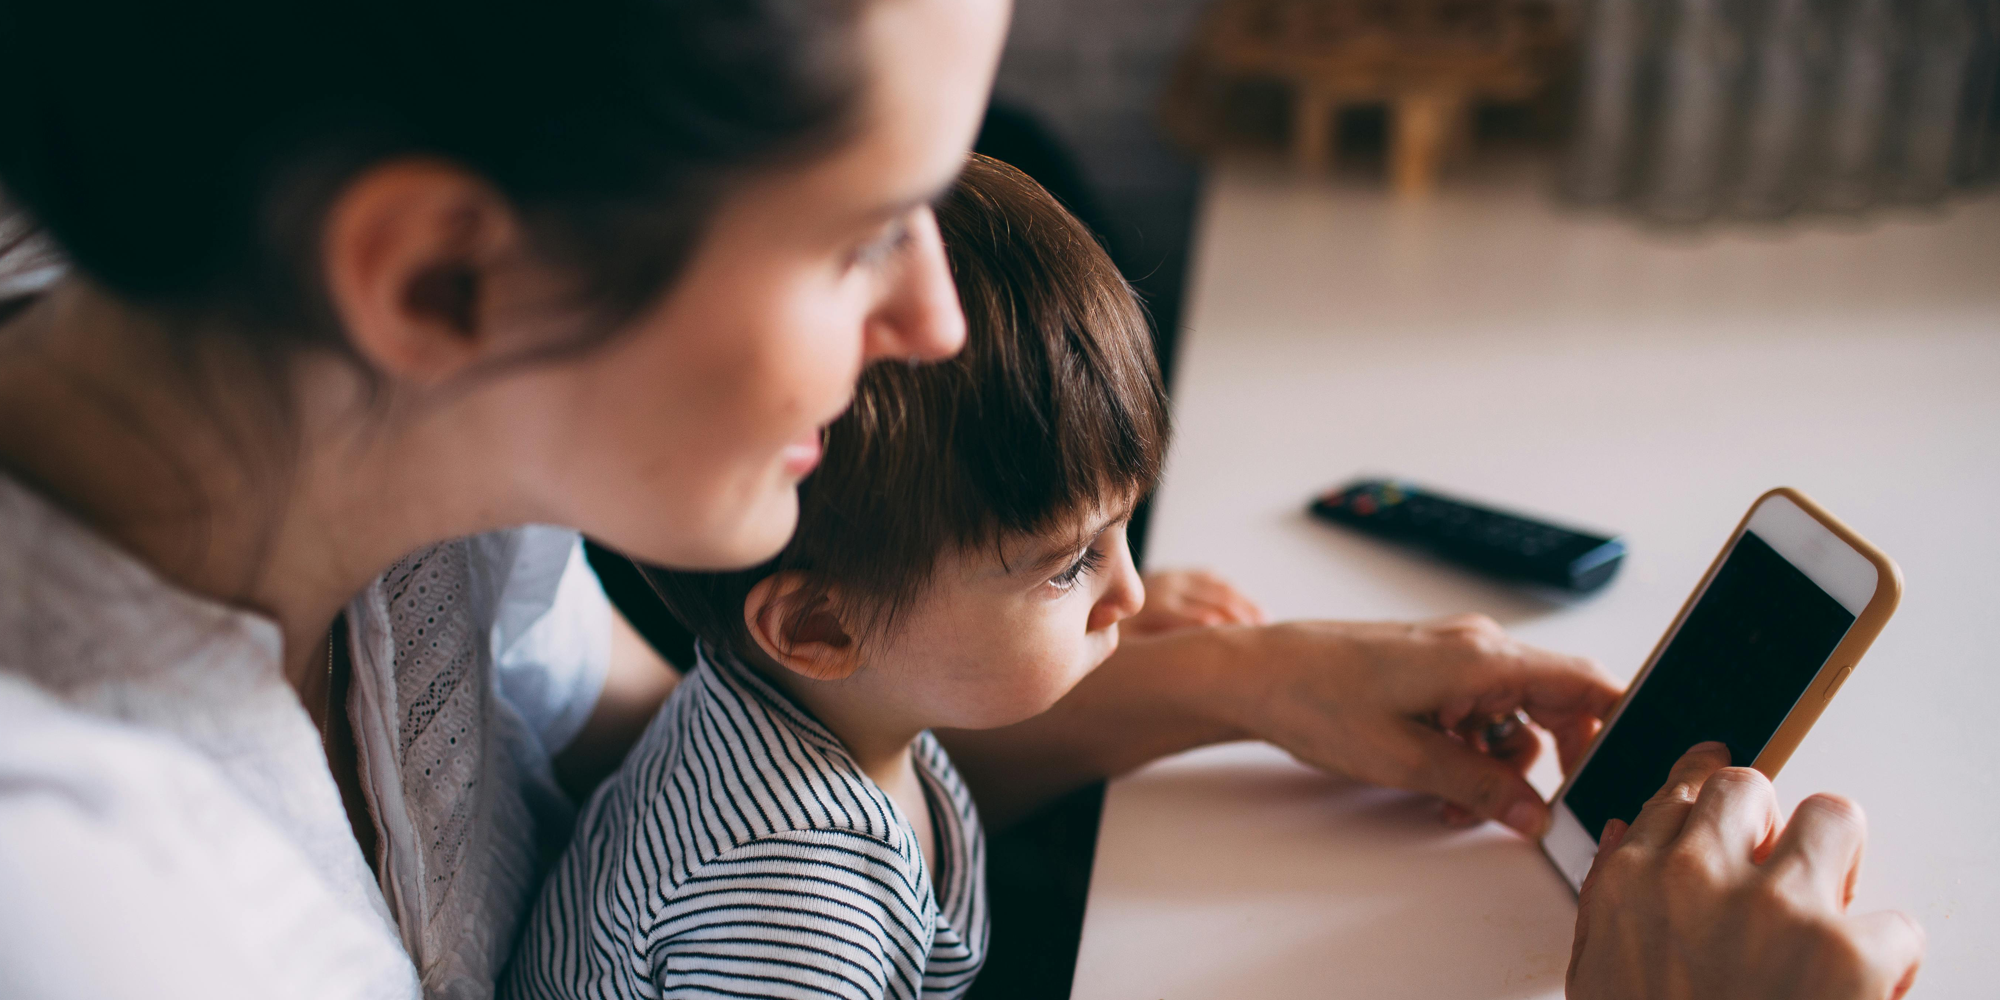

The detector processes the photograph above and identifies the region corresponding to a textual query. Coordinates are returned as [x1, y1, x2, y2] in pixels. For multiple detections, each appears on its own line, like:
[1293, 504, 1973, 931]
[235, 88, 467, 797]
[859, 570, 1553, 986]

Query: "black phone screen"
[1562, 531, 1857, 841]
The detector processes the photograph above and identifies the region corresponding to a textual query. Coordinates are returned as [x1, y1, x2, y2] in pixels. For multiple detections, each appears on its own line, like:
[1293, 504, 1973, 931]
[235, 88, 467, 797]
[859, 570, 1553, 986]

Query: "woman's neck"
[0, 282, 513, 691]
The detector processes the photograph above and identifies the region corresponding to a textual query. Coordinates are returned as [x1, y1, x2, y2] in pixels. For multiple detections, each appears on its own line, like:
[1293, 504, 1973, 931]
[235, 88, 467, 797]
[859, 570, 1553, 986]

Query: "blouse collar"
[0, 471, 286, 704]
[0, 470, 398, 932]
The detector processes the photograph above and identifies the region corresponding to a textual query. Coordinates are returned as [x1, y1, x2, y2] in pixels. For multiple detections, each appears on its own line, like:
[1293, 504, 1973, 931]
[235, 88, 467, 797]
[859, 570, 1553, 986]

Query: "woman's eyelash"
[850, 219, 913, 267]
[1049, 547, 1106, 590]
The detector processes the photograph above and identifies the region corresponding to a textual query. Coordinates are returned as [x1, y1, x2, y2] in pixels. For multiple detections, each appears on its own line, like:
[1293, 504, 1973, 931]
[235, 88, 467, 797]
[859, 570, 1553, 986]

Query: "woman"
[0, 1, 1920, 998]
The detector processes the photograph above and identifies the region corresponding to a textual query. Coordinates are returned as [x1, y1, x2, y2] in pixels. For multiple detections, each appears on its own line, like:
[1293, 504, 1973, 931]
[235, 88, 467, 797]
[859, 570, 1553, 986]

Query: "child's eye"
[1048, 546, 1106, 592]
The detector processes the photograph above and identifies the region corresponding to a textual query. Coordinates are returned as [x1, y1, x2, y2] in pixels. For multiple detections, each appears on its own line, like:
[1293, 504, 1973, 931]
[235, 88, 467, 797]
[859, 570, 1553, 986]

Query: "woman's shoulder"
[0, 674, 421, 1000]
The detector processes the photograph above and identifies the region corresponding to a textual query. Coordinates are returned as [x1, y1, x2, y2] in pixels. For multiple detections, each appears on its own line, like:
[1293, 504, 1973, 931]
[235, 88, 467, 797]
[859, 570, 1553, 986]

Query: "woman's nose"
[861, 208, 966, 365]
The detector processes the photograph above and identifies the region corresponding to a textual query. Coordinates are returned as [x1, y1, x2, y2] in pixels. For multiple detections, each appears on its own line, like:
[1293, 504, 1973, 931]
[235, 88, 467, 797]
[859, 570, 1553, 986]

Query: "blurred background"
[11, 2, 1988, 995]
[982, 0, 1997, 386]
[952, 2, 1999, 996]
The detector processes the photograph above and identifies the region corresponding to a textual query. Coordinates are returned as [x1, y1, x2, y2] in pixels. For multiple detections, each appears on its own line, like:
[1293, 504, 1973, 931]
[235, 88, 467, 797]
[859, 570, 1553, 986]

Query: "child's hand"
[1123, 568, 1267, 637]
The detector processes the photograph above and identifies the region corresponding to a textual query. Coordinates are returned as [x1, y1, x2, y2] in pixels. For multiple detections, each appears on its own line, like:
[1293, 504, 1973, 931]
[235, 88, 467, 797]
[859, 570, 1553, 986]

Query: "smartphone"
[1541, 488, 1902, 892]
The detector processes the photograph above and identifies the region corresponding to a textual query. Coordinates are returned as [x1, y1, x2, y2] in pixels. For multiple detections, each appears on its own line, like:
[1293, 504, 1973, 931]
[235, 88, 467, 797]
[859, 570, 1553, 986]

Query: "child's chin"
[1097, 630, 1122, 662]
[970, 670, 1099, 729]
[1033, 657, 1111, 715]
[1083, 633, 1120, 675]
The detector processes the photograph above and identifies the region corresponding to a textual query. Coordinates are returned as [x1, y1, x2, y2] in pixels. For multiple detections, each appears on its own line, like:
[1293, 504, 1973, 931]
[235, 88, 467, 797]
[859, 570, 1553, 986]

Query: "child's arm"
[650, 829, 934, 1000]
[940, 615, 1620, 834]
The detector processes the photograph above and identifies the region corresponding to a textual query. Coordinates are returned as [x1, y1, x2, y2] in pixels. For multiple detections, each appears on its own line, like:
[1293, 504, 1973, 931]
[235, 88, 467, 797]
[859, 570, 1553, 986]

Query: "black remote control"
[1309, 479, 1626, 593]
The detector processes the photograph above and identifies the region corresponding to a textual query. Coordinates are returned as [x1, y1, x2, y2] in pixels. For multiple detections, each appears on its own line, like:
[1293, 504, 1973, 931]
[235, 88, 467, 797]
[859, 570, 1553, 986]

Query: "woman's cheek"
[627, 345, 812, 564]
[780, 273, 871, 389]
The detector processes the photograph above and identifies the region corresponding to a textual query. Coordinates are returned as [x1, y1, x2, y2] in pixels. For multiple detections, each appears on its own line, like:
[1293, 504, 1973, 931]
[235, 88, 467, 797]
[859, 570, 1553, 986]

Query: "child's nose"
[1088, 544, 1146, 633]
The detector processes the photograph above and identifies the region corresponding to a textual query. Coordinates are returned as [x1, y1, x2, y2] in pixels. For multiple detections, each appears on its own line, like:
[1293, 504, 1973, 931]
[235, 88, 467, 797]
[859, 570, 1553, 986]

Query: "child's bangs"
[937, 155, 1171, 553]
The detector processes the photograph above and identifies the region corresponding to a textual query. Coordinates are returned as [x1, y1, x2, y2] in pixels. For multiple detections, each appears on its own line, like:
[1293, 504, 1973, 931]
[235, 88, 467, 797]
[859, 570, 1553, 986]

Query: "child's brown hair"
[642, 154, 1169, 661]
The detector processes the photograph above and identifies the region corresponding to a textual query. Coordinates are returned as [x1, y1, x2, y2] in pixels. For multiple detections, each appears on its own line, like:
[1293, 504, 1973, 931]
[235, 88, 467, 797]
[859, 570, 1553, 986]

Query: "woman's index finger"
[1621, 741, 1734, 849]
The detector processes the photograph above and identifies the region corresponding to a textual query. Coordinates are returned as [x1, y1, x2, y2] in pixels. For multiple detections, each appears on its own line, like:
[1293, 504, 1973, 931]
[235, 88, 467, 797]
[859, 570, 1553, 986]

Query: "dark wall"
[990, 0, 1212, 392]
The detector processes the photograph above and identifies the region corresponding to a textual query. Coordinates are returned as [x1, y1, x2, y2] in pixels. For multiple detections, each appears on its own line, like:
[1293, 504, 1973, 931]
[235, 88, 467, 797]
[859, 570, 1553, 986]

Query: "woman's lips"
[780, 427, 823, 478]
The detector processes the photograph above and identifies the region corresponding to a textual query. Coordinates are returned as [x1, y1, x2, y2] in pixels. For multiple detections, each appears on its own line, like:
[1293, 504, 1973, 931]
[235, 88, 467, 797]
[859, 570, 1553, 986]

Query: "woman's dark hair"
[0, 0, 869, 341]
[643, 154, 1172, 665]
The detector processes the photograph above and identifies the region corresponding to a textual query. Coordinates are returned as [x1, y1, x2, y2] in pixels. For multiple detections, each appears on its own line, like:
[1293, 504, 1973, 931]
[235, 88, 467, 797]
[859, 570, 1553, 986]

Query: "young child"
[504, 154, 1170, 1000]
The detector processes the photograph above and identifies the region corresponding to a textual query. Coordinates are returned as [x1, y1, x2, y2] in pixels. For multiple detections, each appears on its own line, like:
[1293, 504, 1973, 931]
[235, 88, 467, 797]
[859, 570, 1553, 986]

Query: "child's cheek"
[1017, 612, 1087, 711]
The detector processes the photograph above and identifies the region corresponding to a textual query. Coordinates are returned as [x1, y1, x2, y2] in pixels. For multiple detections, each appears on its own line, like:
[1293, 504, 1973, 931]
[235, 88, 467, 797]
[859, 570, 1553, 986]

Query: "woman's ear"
[744, 573, 864, 682]
[320, 159, 524, 385]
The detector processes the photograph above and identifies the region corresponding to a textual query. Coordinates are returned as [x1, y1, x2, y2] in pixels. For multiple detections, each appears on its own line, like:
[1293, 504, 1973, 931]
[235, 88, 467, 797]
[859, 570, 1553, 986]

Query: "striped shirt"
[504, 645, 988, 1000]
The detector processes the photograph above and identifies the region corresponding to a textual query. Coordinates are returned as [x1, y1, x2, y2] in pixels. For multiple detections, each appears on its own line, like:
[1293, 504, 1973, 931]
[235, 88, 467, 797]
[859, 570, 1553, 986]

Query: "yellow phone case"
[1563, 486, 1903, 791]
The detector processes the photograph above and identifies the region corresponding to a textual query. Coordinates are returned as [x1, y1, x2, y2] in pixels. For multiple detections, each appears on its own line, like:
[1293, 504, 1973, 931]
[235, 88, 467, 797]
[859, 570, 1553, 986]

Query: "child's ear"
[744, 573, 862, 682]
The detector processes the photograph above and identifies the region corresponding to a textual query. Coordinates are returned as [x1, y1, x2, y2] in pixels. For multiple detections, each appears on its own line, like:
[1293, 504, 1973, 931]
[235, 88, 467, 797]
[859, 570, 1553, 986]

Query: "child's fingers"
[1178, 603, 1230, 627]
[1192, 596, 1256, 627]
[1182, 572, 1266, 625]
[1136, 568, 1265, 628]
[1225, 590, 1266, 624]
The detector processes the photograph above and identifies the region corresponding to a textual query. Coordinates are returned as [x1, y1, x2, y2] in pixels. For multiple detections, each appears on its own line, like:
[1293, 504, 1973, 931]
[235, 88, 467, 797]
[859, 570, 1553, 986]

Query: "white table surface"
[1069, 163, 2000, 999]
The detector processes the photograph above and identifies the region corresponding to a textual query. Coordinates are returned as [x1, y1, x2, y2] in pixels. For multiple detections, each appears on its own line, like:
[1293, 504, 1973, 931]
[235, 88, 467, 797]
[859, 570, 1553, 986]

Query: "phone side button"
[1822, 665, 1854, 703]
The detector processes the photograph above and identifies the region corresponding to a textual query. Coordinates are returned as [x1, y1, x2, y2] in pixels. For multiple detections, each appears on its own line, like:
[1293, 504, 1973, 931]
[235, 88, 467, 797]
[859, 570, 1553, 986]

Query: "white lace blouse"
[0, 472, 613, 999]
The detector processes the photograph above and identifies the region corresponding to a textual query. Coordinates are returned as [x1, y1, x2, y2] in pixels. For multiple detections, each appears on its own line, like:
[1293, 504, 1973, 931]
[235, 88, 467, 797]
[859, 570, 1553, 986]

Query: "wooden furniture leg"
[1392, 90, 1462, 198]
[1292, 85, 1339, 173]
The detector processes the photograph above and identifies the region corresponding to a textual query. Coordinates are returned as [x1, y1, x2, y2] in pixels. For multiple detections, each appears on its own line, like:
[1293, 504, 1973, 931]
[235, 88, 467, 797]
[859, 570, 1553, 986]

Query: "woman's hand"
[1569, 743, 1925, 1000]
[1124, 568, 1267, 637]
[1216, 614, 1623, 837]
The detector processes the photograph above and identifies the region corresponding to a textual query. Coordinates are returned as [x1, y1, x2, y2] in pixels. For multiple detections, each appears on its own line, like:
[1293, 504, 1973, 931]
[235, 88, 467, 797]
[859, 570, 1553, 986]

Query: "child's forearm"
[938, 616, 1621, 837]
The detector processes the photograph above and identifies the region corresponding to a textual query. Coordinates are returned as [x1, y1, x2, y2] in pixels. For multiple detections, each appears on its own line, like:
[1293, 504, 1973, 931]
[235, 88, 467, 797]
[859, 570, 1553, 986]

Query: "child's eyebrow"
[1015, 507, 1134, 576]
